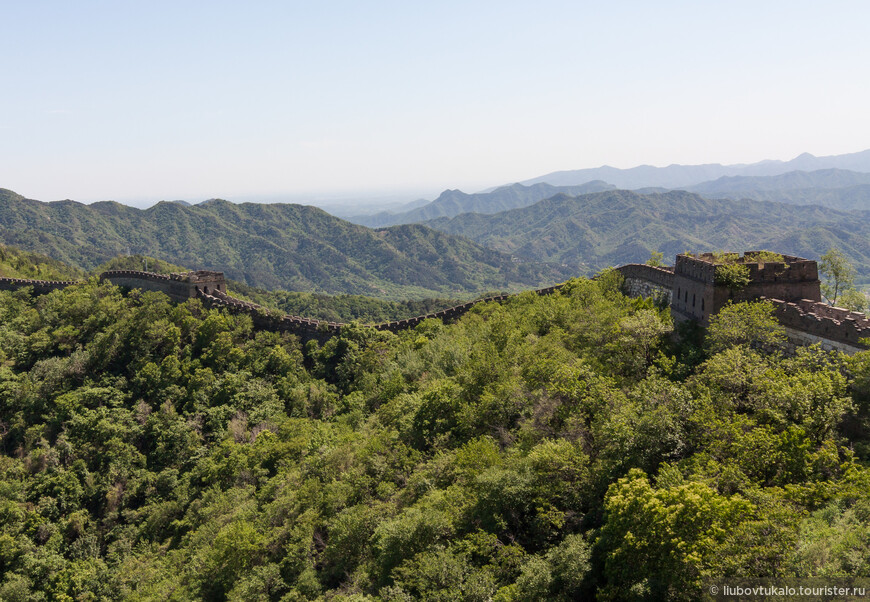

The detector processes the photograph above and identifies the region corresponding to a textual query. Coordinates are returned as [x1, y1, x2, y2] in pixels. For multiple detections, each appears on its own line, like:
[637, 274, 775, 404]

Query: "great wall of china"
[1, 252, 868, 353]
[0, 269, 563, 344]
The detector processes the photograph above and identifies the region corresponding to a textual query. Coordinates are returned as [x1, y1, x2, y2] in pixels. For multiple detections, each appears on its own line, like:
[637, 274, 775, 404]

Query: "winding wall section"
[0, 277, 79, 295]
[1, 263, 867, 352]
[198, 286, 564, 343]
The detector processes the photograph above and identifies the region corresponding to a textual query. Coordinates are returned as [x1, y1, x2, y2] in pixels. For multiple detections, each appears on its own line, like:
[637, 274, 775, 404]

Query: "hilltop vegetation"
[0, 189, 572, 299]
[231, 285, 465, 324]
[1, 273, 869, 599]
[95, 254, 190, 275]
[0, 243, 85, 281]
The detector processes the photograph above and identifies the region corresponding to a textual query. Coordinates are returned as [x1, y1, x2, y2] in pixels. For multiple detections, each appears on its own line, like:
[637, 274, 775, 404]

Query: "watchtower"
[671, 251, 821, 324]
[100, 270, 227, 302]
[172, 270, 227, 297]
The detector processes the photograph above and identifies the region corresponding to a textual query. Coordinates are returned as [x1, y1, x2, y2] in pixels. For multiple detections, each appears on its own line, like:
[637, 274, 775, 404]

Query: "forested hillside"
[0, 189, 571, 299]
[1, 272, 868, 600]
[0, 243, 85, 281]
[425, 190, 870, 284]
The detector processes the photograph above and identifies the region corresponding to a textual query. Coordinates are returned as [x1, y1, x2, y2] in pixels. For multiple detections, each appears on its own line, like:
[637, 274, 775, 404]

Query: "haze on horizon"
[3, 1, 870, 207]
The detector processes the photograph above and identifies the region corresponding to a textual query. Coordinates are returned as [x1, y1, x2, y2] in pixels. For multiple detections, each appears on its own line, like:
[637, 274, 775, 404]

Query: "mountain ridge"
[679, 168, 870, 210]
[0, 188, 572, 299]
[423, 189, 870, 283]
[344, 181, 615, 227]
[519, 149, 870, 190]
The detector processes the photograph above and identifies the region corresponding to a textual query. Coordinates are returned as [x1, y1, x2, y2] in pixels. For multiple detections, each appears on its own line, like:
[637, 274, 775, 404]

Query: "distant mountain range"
[7, 149, 870, 299]
[0, 189, 573, 299]
[346, 181, 615, 227]
[340, 150, 870, 227]
[680, 168, 870, 211]
[424, 189, 870, 284]
[519, 149, 870, 189]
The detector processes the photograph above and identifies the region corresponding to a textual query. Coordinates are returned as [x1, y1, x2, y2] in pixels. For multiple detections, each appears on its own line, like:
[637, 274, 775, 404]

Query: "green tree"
[597, 469, 752, 600]
[705, 301, 787, 354]
[838, 288, 867, 313]
[714, 263, 751, 290]
[610, 309, 672, 376]
[646, 251, 665, 267]
[819, 248, 856, 306]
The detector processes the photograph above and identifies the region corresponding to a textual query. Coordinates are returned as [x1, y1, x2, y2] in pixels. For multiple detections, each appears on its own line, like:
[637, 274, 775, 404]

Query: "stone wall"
[197, 288, 343, 344]
[671, 252, 822, 325]
[614, 264, 674, 304]
[100, 270, 227, 302]
[0, 277, 79, 295]
[768, 297, 870, 351]
[197, 284, 566, 343]
[781, 326, 866, 355]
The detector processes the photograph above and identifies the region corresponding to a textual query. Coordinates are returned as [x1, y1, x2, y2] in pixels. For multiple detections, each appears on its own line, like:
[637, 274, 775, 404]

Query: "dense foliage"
[820, 248, 867, 311]
[232, 286, 467, 325]
[1, 273, 870, 600]
[0, 244, 85, 281]
[0, 189, 572, 299]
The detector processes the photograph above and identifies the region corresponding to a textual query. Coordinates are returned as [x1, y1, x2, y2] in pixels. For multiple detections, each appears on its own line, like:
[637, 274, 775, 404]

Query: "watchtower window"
[701, 298, 705, 311]
[692, 294, 696, 307]
[684, 291, 688, 302]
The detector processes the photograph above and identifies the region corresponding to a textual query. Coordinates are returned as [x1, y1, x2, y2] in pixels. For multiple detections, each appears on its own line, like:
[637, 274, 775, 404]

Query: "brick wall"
[0, 277, 79, 295]
[768, 297, 870, 350]
[100, 270, 226, 302]
[614, 264, 674, 304]
[197, 285, 566, 342]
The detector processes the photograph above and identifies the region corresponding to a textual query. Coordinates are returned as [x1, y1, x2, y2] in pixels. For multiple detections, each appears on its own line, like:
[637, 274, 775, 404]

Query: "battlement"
[100, 270, 226, 301]
[765, 297, 870, 352]
[614, 264, 674, 304]
[672, 251, 821, 324]
[196, 284, 555, 342]
[0, 277, 80, 294]
[674, 252, 818, 283]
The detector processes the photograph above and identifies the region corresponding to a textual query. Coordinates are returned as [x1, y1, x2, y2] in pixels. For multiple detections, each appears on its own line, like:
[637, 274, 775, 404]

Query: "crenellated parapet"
[613, 252, 868, 354]
[100, 270, 226, 302]
[198, 288, 342, 343]
[197, 284, 564, 342]
[671, 251, 821, 324]
[766, 297, 870, 352]
[0, 277, 80, 295]
[613, 264, 674, 304]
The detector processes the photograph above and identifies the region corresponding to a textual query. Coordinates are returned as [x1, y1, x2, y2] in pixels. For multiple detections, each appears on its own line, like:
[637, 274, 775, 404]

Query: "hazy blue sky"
[3, 1, 870, 206]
